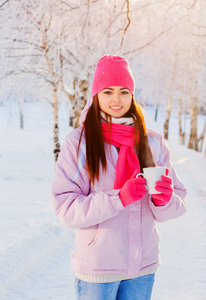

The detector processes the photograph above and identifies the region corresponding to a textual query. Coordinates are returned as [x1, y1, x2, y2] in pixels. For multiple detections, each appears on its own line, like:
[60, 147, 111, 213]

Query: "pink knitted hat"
[91, 55, 135, 97]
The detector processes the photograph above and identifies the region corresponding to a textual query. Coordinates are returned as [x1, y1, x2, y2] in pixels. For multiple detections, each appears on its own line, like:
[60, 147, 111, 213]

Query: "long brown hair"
[80, 94, 155, 184]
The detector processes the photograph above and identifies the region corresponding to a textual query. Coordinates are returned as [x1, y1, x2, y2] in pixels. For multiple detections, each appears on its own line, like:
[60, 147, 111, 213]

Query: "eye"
[103, 91, 112, 95]
[121, 90, 129, 95]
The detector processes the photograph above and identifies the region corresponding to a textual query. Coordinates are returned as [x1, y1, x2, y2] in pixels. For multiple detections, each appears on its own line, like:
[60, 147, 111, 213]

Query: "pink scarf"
[102, 123, 140, 189]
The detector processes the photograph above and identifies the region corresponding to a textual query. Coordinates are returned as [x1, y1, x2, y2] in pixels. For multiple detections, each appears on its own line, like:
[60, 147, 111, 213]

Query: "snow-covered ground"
[0, 101, 205, 300]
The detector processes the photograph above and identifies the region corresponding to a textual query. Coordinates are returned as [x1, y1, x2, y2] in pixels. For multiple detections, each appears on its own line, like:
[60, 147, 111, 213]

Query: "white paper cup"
[136, 166, 166, 194]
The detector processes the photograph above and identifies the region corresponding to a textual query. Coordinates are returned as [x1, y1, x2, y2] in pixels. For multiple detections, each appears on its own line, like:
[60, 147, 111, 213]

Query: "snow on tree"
[122, 0, 206, 148]
[0, 0, 206, 159]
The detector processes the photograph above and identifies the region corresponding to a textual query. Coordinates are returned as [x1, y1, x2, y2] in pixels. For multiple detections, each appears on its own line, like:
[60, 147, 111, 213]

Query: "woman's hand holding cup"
[152, 168, 174, 206]
[135, 166, 174, 206]
[119, 170, 147, 207]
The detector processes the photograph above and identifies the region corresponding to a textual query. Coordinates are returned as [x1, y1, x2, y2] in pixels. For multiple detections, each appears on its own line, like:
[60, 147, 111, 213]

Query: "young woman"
[52, 55, 186, 300]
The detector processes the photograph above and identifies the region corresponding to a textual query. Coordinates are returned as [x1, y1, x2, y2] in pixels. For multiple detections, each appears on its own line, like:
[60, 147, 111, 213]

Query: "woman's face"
[98, 86, 132, 118]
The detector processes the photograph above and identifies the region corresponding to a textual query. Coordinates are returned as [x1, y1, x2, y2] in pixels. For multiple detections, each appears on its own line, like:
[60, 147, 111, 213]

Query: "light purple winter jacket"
[52, 127, 186, 278]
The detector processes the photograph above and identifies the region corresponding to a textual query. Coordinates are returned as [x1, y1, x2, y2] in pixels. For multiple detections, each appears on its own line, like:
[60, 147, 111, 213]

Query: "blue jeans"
[75, 273, 155, 300]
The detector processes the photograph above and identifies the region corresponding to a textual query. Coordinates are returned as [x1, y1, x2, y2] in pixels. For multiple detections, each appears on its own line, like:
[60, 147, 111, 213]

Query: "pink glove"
[119, 170, 147, 207]
[152, 168, 173, 206]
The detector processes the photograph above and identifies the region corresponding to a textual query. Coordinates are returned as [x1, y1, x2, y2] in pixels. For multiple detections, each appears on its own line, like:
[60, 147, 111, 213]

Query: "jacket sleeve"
[52, 132, 124, 229]
[149, 134, 187, 222]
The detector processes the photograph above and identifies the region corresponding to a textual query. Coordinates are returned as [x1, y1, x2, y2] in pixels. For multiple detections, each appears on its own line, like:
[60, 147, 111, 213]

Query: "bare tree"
[163, 51, 177, 140]
[1, 0, 206, 159]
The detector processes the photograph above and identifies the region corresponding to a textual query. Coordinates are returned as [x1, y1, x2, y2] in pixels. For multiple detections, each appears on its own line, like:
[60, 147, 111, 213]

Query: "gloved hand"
[119, 170, 147, 207]
[152, 168, 173, 206]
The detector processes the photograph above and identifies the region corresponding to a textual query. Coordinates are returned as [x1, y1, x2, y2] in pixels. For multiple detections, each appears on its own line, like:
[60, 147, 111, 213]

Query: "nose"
[112, 92, 120, 102]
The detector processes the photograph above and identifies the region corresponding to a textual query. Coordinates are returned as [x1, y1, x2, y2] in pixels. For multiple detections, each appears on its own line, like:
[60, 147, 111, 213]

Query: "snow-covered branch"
[0, 0, 9, 9]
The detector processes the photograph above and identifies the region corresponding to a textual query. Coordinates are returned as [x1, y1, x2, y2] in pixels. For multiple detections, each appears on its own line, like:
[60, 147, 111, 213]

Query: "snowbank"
[0, 102, 205, 299]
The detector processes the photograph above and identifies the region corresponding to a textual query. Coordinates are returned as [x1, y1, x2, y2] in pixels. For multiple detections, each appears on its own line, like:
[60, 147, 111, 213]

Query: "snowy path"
[1, 139, 205, 300]
[0, 103, 206, 299]
[4, 228, 76, 300]
[152, 140, 206, 300]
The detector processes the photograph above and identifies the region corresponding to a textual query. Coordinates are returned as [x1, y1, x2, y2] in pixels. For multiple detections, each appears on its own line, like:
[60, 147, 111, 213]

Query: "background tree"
[0, 0, 206, 160]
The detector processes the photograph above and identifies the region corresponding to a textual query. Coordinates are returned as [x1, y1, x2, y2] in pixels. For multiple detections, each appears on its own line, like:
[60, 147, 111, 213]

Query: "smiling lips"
[110, 106, 122, 111]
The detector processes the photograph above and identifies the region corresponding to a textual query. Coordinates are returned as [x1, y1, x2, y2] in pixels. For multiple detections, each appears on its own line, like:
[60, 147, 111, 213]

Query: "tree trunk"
[163, 98, 172, 140]
[52, 84, 60, 162]
[198, 116, 206, 152]
[163, 51, 176, 140]
[19, 100, 24, 129]
[183, 99, 187, 140]
[69, 79, 89, 128]
[188, 101, 198, 151]
[178, 97, 185, 145]
[42, 29, 60, 162]
[154, 104, 159, 122]
[187, 39, 201, 152]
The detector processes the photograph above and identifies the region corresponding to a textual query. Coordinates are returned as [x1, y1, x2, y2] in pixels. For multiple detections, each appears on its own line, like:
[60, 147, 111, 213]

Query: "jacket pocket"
[74, 225, 98, 249]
